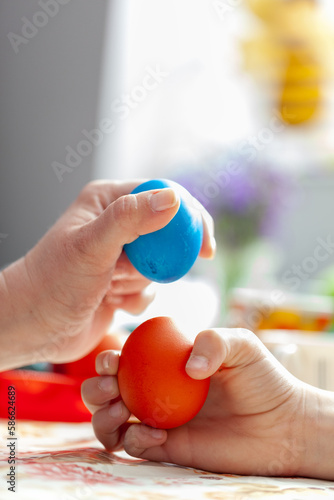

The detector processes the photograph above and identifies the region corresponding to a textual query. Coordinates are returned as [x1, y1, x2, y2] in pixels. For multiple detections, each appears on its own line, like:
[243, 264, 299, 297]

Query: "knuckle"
[124, 427, 141, 456]
[195, 329, 217, 348]
[91, 408, 105, 432]
[114, 194, 139, 217]
[235, 327, 264, 361]
[234, 327, 258, 350]
[199, 328, 223, 346]
[77, 180, 120, 208]
[237, 327, 255, 341]
[78, 180, 102, 200]
[111, 194, 140, 237]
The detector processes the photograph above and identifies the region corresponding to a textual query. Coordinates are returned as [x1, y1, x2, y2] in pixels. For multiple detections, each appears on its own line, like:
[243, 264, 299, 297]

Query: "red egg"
[118, 317, 210, 429]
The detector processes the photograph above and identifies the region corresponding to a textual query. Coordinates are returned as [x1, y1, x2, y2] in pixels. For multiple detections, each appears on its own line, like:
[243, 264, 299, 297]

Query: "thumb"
[80, 187, 180, 264]
[185, 328, 265, 380]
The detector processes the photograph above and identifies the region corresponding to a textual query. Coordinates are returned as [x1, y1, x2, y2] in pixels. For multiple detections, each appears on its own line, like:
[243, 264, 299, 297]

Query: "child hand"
[81, 328, 322, 477]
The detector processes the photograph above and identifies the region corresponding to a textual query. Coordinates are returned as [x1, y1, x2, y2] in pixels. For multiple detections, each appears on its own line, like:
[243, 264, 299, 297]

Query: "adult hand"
[1, 180, 215, 369]
[82, 327, 334, 480]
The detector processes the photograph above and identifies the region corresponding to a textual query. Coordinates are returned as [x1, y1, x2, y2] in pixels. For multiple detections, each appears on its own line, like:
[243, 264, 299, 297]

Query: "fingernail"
[98, 376, 115, 394]
[210, 236, 217, 257]
[150, 428, 165, 439]
[186, 355, 209, 371]
[142, 426, 165, 439]
[109, 401, 123, 418]
[102, 352, 112, 372]
[150, 188, 178, 212]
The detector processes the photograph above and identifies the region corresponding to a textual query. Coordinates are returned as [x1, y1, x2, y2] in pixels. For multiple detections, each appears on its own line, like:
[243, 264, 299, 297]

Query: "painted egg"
[124, 179, 203, 283]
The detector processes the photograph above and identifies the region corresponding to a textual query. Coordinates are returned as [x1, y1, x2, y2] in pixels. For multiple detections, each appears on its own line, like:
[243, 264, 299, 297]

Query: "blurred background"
[2, 0, 334, 379]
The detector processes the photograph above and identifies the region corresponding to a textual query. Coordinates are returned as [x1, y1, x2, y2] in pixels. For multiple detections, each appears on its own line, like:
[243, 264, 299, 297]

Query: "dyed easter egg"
[124, 179, 203, 283]
[118, 316, 210, 429]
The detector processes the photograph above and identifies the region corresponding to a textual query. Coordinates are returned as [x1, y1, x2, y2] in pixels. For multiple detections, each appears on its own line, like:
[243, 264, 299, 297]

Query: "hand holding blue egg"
[124, 179, 203, 283]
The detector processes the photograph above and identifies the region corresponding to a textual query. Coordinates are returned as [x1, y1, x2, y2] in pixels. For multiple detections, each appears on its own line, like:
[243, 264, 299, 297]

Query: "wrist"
[297, 384, 334, 480]
[0, 257, 45, 370]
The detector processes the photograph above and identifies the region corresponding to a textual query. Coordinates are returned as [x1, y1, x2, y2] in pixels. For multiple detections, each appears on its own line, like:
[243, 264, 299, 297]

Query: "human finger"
[92, 401, 131, 452]
[112, 251, 148, 280]
[74, 179, 147, 212]
[198, 206, 216, 259]
[95, 349, 120, 376]
[106, 288, 156, 315]
[185, 328, 264, 380]
[75, 188, 180, 269]
[123, 424, 168, 460]
[81, 375, 120, 414]
[110, 277, 152, 296]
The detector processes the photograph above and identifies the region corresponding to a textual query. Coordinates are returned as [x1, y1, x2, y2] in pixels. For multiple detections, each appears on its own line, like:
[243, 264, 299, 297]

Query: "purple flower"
[173, 150, 292, 247]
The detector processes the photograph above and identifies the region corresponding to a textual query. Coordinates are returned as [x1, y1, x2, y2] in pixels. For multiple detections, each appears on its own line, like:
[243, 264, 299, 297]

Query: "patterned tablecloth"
[0, 419, 334, 500]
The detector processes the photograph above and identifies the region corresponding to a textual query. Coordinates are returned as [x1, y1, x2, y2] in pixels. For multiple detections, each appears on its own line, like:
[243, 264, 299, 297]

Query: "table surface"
[0, 419, 334, 500]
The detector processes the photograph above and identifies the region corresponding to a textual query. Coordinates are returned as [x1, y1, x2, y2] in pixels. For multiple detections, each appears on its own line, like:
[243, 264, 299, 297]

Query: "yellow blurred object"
[245, 0, 282, 22]
[258, 309, 331, 331]
[227, 288, 334, 333]
[245, 0, 317, 28]
[258, 310, 301, 330]
[279, 49, 322, 125]
[242, 0, 334, 126]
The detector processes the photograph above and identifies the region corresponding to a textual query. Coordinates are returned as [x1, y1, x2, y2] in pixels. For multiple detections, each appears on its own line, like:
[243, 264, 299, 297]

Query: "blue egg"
[124, 179, 203, 283]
